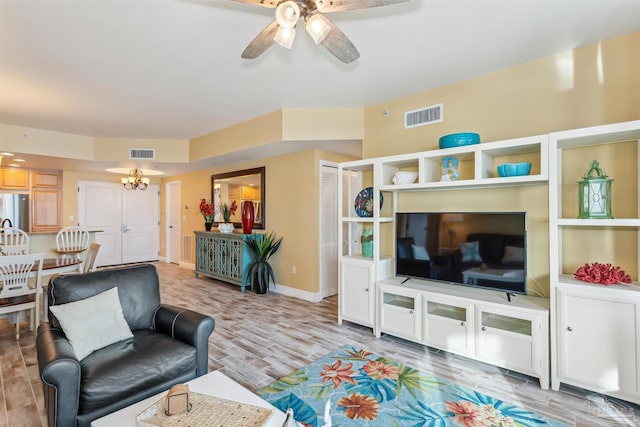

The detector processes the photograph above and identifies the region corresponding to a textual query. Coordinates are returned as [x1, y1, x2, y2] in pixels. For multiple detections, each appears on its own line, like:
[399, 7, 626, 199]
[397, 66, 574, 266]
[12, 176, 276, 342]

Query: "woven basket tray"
[136, 391, 273, 427]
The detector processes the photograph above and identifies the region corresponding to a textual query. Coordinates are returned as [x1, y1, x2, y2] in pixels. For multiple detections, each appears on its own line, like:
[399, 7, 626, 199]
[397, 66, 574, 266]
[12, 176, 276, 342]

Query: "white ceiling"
[1, 0, 639, 174]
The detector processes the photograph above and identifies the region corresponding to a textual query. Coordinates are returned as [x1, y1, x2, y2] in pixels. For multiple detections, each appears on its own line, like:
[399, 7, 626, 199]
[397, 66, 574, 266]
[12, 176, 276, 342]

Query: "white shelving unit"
[378, 134, 548, 192]
[338, 134, 548, 334]
[338, 160, 393, 330]
[378, 278, 550, 388]
[549, 120, 640, 404]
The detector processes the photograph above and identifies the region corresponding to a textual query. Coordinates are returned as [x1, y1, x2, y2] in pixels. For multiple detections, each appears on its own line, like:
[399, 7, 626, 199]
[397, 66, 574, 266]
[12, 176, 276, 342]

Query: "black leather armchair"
[36, 264, 215, 427]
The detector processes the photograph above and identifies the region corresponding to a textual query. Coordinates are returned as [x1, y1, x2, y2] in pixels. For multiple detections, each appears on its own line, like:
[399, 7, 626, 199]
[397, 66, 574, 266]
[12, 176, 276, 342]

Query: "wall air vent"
[404, 103, 443, 129]
[129, 148, 155, 160]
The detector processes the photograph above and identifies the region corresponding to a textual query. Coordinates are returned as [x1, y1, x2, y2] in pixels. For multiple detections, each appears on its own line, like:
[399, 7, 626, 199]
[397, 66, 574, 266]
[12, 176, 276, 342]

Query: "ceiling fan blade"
[241, 20, 280, 59]
[320, 18, 360, 64]
[229, 0, 278, 9]
[315, 0, 410, 13]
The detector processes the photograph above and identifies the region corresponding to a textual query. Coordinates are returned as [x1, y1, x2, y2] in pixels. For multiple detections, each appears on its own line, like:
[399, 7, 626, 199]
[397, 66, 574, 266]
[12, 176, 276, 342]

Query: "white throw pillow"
[411, 244, 430, 261]
[50, 287, 133, 360]
[460, 241, 482, 262]
[502, 245, 525, 263]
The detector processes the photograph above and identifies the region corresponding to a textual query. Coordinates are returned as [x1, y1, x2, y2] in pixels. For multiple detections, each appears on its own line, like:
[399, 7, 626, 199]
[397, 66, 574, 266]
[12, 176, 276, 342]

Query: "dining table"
[41, 256, 83, 275]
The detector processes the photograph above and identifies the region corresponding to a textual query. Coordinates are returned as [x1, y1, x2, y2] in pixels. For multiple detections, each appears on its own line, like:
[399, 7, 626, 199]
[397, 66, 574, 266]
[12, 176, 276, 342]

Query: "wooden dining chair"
[55, 226, 90, 258]
[0, 227, 30, 255]
[0, 252, 44, 339]
[81, 242, 101, 273]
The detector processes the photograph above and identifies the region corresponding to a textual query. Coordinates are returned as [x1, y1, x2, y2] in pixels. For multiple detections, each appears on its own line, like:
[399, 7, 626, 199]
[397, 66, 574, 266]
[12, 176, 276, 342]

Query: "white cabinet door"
[340, 260, 375, 327]
[558, 287, 639, 395]
[423, 295, 474, 357]
[378, 286, 421, 341]
[476, 306, 534, 373]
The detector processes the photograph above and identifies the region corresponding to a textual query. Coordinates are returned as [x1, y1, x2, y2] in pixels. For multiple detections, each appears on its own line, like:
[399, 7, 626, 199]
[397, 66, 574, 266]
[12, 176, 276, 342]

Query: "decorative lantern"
[577, 160, 613, 219]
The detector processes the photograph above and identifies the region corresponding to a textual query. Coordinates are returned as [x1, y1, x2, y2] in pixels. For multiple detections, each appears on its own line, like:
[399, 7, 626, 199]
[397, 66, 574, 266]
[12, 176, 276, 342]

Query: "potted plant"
[199, 199, 215, 231]
[244, 231, 283, 294]
[218, 200, 238, 233]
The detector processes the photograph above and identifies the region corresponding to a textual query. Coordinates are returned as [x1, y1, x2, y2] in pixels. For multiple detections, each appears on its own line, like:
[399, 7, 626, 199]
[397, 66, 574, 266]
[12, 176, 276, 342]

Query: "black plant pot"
[252, 270, 268, 294]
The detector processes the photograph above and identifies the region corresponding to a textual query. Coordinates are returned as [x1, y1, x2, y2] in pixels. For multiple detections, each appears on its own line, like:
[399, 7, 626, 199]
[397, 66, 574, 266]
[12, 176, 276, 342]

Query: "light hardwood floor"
[1, 262, 639, 426]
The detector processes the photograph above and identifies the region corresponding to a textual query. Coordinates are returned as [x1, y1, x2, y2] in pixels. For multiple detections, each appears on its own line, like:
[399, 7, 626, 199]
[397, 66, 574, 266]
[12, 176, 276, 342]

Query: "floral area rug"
[256, 345, 567, 427]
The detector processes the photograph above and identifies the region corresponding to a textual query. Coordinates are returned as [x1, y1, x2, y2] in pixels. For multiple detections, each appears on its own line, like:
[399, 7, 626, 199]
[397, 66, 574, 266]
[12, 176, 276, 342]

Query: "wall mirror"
[211, 167, 265, 230]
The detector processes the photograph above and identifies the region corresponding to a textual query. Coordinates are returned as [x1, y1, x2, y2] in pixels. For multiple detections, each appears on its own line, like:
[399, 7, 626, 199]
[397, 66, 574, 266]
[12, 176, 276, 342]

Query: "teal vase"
[362, 241, 373, 258]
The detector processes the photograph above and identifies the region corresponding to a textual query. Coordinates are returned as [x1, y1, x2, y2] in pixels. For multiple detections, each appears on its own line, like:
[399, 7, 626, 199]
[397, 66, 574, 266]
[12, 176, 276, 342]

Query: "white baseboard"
[180, 261, 196, 270]
[174, 264, 321, 302]
[269, 282, 323, 303]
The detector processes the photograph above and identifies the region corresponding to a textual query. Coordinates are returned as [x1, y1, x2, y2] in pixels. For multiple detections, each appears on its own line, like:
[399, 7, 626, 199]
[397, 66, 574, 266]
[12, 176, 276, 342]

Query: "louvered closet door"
[320, 164, 338, 298]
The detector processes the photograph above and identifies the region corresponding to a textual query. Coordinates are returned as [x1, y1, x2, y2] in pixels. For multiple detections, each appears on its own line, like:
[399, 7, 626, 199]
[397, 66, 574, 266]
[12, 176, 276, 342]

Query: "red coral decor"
[574, 262, 632, 285]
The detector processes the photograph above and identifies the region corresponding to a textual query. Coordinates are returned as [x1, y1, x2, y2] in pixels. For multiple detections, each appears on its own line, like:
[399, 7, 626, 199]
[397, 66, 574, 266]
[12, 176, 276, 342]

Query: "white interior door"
[166, 181, 181, 264]
[320, 163, 338, 298]
[79, 181, 159, 266]
[122, 184, 159, 264]
[78, 181, 122, 267]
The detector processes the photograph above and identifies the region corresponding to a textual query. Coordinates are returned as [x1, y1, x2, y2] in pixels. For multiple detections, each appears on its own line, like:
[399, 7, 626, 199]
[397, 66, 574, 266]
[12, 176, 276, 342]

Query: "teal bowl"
[439, 132, 480, 149]
[497, 162, 531, 177]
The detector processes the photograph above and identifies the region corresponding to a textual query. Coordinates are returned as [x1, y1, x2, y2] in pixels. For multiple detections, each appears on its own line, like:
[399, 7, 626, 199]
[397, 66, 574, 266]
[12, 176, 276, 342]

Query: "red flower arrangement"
[574, 262, 632, 285]
[199, 198, 215, 222]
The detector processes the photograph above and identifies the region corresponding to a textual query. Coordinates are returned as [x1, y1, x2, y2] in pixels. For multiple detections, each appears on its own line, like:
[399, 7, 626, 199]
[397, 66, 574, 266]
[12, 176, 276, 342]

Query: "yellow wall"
[364, 32, 640, 158]
[282, 109, 364, 141]
[0, 123, 93, 159]
[93, 137, 189, 162]
[189, 111, 284, 161]
[364, 32, 640, 295]
[159, 149, 354, 295]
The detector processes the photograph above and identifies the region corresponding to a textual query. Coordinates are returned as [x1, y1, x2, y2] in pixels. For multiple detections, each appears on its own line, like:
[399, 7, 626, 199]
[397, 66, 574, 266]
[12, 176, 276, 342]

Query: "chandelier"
[121, 168, 149, 190]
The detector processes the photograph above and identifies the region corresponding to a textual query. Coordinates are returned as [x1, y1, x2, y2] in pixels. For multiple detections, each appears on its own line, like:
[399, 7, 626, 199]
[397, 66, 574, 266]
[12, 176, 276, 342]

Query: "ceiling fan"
[233, 0, 409, 64]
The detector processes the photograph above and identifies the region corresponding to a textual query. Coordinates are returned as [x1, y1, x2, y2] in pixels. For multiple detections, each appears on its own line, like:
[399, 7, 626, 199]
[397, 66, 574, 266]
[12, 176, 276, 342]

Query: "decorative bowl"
[392, 171, 418, 185]
[354, 187, 383, 217]
[438, 132, 480, 149]
[497, 162, 531, 177]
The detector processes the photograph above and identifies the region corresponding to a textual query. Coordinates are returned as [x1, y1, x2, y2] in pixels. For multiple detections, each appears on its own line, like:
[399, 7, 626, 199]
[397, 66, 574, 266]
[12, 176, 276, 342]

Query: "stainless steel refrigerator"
[0, 193, 30, 232]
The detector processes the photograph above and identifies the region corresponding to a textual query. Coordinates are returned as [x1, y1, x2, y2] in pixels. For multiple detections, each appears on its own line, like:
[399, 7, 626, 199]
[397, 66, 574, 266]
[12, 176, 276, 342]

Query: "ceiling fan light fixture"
[275, 1, 300, 29]
[305, 13, 331, 44]
[274, 26, 296, 49]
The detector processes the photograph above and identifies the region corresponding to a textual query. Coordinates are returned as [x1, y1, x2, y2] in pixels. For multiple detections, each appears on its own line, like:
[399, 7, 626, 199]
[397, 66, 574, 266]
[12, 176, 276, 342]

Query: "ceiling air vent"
[404, 103, 443, 129]
[129, 148, 155, 160]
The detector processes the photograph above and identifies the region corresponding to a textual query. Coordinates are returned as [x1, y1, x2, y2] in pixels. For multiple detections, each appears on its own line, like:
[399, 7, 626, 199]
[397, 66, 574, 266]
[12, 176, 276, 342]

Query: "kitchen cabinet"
[31, 188, 61, 231]
[31, 170, 62, 188]
[30, 170, 62, 232]
[0, 168, 29, 190]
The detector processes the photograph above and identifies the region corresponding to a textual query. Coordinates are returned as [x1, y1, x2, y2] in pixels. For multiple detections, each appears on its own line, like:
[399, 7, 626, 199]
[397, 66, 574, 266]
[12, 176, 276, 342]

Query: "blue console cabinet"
[194, 231, 252, 291]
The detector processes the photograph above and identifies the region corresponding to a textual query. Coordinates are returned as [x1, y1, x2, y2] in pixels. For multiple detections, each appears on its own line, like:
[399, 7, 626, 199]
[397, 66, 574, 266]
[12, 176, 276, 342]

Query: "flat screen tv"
[396, 212, 527, 295]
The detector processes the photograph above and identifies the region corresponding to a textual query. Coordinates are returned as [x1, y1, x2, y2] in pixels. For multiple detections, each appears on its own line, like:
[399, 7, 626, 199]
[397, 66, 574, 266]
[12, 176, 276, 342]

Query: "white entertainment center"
[337, 120, 640, 400]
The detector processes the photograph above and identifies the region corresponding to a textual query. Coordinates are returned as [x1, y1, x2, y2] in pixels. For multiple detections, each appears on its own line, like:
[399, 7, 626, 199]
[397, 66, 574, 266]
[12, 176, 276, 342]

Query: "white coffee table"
[91, 370, 286, 426]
